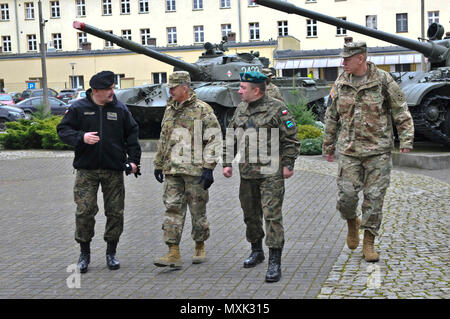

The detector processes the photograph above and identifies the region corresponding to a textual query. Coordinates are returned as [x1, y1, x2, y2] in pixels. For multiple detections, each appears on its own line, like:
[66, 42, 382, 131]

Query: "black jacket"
[57, 90, 141, 170]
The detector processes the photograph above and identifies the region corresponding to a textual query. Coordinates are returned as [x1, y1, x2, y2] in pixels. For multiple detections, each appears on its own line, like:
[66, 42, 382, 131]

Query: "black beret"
[89, 71, 115, 89]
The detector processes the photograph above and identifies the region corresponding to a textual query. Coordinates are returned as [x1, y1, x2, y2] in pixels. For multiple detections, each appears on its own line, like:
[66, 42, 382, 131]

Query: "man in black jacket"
[57, 71, 141, 273]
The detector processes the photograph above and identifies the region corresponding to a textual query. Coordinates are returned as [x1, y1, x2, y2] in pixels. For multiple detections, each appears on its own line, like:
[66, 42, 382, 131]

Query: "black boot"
[77, 242, 90, 274]
[265, 248, 282, 283]
[106, 241, 120, 270]
[243, 240, 265, 268]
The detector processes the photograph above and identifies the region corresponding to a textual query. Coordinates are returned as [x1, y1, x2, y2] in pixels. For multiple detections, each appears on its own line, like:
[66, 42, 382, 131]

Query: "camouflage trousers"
[162, 174, 210, 245]
[337, 152, 392, 236]
[239, 176, 285, 249]
[74, 169, 125, 244]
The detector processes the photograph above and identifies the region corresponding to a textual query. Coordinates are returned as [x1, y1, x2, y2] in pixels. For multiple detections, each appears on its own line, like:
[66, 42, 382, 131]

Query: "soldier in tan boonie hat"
[261, 68, 275, 77]
[167, 71, 191, 88]
[340, 41, 367, 58]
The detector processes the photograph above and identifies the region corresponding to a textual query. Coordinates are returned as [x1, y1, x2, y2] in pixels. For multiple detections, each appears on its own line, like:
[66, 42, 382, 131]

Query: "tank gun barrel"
[254, 0, 448, 63]
[73, 21, 201, 77]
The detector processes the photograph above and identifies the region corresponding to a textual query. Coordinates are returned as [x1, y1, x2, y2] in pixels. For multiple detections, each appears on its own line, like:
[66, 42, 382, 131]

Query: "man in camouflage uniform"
[57, 71, 141, 273]
[323, 40, 414, 262]
[262, 68, 284, 102]
[223, 71, 300, 282]
[153, 71, 221, 269]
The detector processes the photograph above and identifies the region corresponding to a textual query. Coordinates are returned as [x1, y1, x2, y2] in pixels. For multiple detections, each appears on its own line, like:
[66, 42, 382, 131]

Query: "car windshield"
[0, 95, 12, 101]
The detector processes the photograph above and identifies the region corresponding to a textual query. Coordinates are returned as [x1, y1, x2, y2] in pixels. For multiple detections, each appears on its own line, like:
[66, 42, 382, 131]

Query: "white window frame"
[220, 0, 231, 9]
[27, 34, 37, 51]
[2, 35, 12, 52]
[194, 25, 204, 43]
[50, 1, 60, 18]
[76, 0, 86, 17]
[121, 29, 132, 41]
[77, 32, 87, 49]
[336, 17, 347, 36]
[52, 33, 62, 50]
[167, 27, 177, 45]
[25, 2, 35, 20]
[221, 24, 232, 38]
[121, 0, 130, 14]
[396, 13, 408, 33]
[152, 72, 167, 84]
[139, 0, 149, 13]
[1, 3, 10, 20]
[306, 19, 317, 37]
[141, 28, 151, 45]
[366, 15, 377, 30]
[249, 22, 260, 40]
[102, 0, 112, 15]
[104, 31, 113, 48]
[248, 0, 257, 6]
[166, 0, 176, 12]
[278, 21, 288, 36]
[193, 0, 203, 10]
[428, 11, 439, 26]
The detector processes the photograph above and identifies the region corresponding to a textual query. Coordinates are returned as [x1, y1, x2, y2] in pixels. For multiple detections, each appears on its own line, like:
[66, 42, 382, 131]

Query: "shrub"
[297, 124, 323, 141]
[286, 95, 317, 126]
[300, 136, 323, 155]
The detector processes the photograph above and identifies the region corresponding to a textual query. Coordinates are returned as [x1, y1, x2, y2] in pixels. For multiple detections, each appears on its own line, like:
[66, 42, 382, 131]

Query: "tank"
[254, 0, 450, 146]
[73, 21, 330, 138]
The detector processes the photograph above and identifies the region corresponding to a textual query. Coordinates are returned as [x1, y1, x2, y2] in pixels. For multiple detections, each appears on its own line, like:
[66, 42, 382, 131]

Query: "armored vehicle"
[73, 21, 330, 138]
[255, 0, 450, 146]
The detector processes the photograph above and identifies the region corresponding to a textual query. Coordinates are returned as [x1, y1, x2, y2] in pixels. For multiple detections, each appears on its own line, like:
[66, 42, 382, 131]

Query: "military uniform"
[323, 41, 414, 261]
[262, 68, 284, 102]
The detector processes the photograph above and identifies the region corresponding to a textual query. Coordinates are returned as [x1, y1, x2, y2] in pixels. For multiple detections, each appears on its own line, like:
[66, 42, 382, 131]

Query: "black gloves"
[154, 169, 164, 183]
[124, 162, 141, 178]
[198, 168, 214, 190]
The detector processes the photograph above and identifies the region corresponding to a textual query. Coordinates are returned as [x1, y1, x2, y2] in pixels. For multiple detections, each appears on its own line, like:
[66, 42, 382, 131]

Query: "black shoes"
[265, 248, 282, 283]
[243, 240, 265, 268]
[77, 242, 90, 273]
[106, 241, 120, 270]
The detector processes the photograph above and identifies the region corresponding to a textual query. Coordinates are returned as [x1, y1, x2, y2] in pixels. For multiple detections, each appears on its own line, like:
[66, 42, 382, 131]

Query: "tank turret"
[255, 0, 450, 146]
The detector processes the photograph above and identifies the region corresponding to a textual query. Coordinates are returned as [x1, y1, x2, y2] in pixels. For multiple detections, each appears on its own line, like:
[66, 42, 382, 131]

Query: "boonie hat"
[340, 41, 367, 58]
[239, 71, 267, 83]
[261, 68, 275, 77]
[89, 71, 115, 89]
[167, 71, 191, 88]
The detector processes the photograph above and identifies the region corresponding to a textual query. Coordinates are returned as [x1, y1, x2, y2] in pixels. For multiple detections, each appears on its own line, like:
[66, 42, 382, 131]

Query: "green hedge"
[300, 136, 324, 155]
[0, 116, 72, 150]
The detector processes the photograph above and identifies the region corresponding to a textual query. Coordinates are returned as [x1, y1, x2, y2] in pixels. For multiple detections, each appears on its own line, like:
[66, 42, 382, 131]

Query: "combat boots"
[106, 241, 120, 270]
[192, 241, 207, 264]
[362, 230, 379, 262]
[77, 242, 90, 273]
[154, 244, 182, 269]
[346, 217, 361, 250]
[265, 248, 282, 283]
[243, 239, 265, 268]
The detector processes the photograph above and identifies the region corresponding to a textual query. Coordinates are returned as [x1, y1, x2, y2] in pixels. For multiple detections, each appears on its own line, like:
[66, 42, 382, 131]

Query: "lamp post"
[70, 62, 76, 88]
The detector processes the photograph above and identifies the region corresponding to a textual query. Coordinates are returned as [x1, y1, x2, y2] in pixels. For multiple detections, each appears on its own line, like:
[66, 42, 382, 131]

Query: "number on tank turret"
[241, 66, 260, 73]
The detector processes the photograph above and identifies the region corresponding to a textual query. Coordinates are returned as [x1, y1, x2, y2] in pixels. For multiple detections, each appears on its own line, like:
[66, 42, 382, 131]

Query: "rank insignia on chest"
[84, 111, 95, 115]
[282, 109, 288, 115]
[107, 112, 117, 120]
[286, 120, 294, 128]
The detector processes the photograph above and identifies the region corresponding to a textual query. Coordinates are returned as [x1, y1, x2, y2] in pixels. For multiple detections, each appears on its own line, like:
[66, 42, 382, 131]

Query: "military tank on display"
[255, 0, 450, 146]
[73, 21, 330, 138]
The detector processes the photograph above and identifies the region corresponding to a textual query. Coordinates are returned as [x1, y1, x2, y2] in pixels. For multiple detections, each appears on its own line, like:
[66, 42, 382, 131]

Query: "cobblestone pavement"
[0, 150, 448, 299]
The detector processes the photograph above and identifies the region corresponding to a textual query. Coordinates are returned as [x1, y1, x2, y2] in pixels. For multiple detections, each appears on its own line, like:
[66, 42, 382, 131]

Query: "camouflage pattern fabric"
[223, 95, 300, 179]
[323, 61, 414, 157]
[266, 83, 284, 102]
[336, 153, 392, 236]
[74, 169, 124, 243]
[162, 174, 210, 245]
[239, 176, 285, 249]
[154, 91, 221, 176]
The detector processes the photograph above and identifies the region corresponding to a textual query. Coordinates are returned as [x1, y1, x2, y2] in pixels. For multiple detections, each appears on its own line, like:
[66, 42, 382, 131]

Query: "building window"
[2, 35, 12, 52]
[71, 76, 84, 89]
[166, 0, 176, 12]
[336, 17, 347, 36]
[249, 22, 260, 40]
[366, 15, 377, 29]
[153, 72, 167, 84]
[102, 0, 112, 15]
[27, 34, 37, 51]
[76, 0, 86, 17]
[52, 33, 62, 50]
[193, 0, 203, 10]
[220, 0, 231, 8]
[248, 0, 257, 6]
[77, 32, 87, 49]
[141, 28, 151, 45]
[167, 27, 177, 45]
[221, 24, 232, 38]
[306, 0, 317, 3]
[25, 2, 35, 20]
[50, 1, 60, 18]
[121, 0, 130, 14]
[121, 29, 132, 41]
[396, 13, 408, 33]
[395, 64, 411, 72]
[428, 11, 439, 26]
[139, 0, 149, 13]
[194, 25, 204, 43]
[278, 21, 288, 36]
[306, 19, 317, 37]
[1, 3, 10, 20]
[104, 31, 113, 48]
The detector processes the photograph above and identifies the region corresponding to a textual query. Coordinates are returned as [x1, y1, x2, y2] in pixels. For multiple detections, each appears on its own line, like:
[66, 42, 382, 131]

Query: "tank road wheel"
[420, 95, 450, 146]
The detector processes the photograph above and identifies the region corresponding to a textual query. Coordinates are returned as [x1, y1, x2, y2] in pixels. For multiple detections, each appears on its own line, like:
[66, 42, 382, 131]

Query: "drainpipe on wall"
[237, 0, 242, 43]
[14, 0, 21, 53]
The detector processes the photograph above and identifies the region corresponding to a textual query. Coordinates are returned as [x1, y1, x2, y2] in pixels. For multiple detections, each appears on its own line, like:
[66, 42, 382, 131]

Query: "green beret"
[239, 71, 268, 83]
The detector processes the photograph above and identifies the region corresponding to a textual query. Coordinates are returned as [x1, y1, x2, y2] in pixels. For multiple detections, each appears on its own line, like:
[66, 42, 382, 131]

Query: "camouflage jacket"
[266, 83, 284, 102]
[323, 62, 414, 157]
[154, 92, 221, 176]
[223, 95, 300, 179]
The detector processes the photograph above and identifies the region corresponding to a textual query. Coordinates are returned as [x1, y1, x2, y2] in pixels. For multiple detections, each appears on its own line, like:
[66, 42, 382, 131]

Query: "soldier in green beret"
[223, 71, 300, 282]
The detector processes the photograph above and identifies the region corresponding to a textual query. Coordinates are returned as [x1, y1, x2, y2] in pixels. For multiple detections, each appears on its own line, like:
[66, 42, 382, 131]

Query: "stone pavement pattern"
[0, 150, 448, 299]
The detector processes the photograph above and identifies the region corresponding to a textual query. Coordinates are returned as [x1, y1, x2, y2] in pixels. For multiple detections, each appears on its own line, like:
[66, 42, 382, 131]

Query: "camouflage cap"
[340, 41, 367, 58]
[239, 71, 267, 83]
[261, 68, 275, 77]
[167, 71, 191, 88]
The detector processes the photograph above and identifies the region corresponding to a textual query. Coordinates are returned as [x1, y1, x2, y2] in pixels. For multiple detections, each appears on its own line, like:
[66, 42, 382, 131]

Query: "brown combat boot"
[192, 241, 207, 264]
[154, 244, 182, 269]
[346, 218, 361, 250]
[362, 230, 379, 262]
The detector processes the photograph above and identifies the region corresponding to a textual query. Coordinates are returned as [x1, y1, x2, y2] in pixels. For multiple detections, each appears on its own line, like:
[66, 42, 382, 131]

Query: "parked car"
[0, 93, 15, 106]
[21, 88, 59, 101]
[8, 92, 23, 103]
[0, 104, 25, 132]
[57, 89, 80, 103]
[15, 97, 69, 119]
[68, 90, 87, 104]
